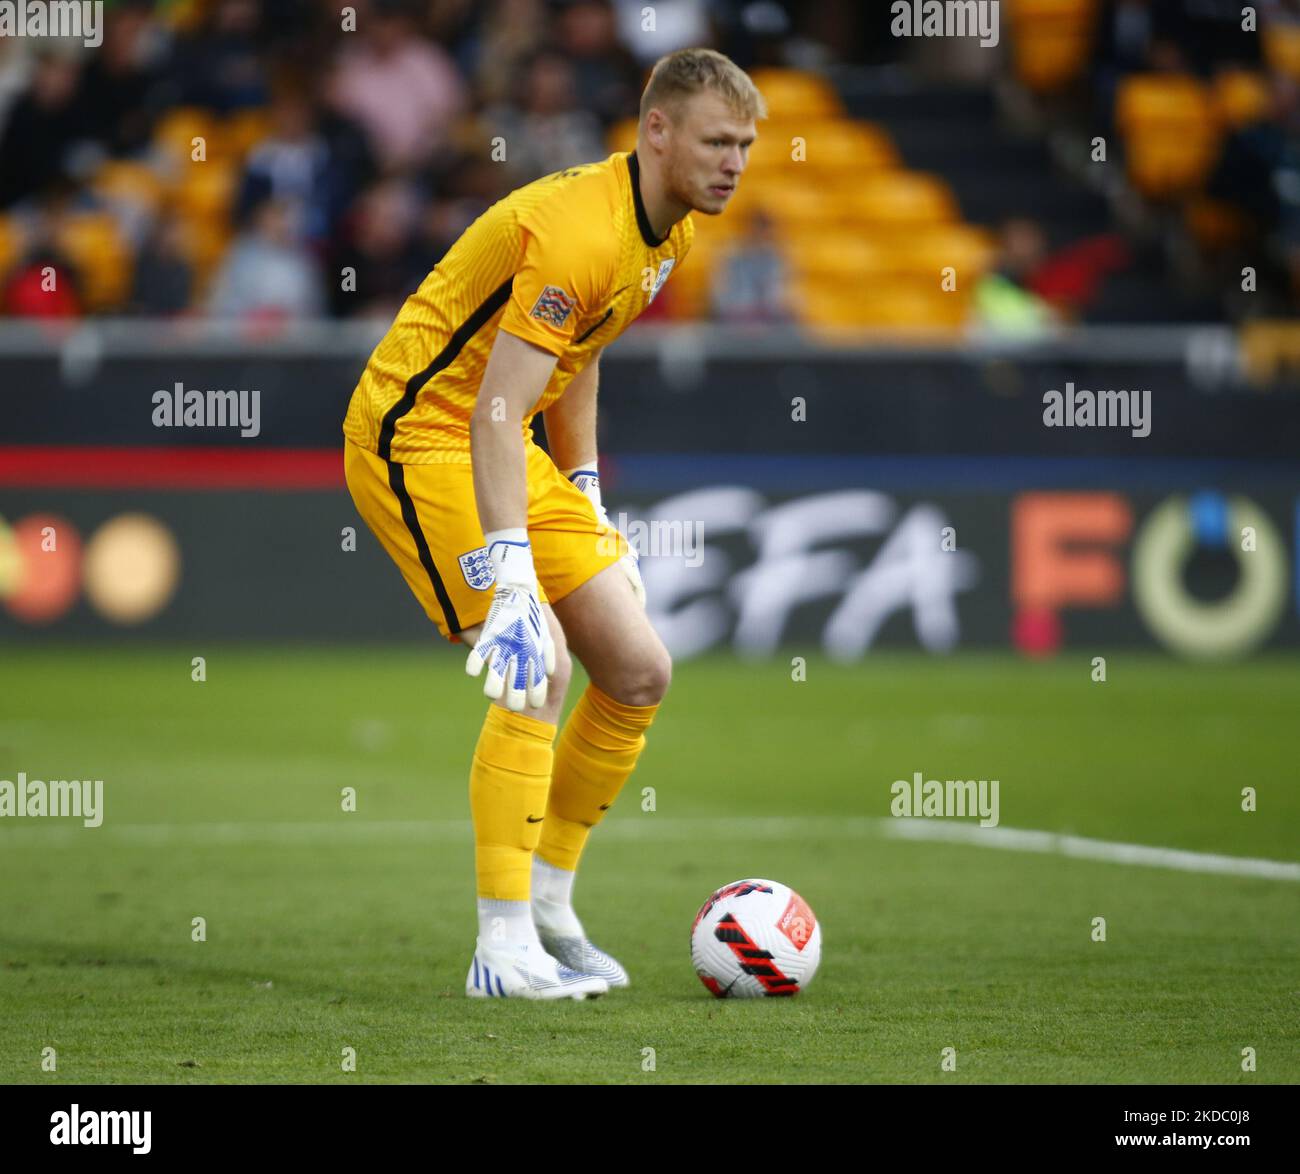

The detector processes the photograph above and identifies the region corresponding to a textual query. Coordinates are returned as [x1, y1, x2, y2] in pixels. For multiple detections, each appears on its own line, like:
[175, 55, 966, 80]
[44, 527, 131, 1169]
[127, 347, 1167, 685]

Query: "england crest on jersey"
[647, 258, 675, 305]
[458, 547, 495, 590]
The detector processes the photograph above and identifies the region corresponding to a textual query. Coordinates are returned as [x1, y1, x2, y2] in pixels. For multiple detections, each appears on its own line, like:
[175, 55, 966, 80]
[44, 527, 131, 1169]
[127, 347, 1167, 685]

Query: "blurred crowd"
[0, 0, 834, 324]
[0, 0, 1298, 329]
[1094, 0, 1300, 309]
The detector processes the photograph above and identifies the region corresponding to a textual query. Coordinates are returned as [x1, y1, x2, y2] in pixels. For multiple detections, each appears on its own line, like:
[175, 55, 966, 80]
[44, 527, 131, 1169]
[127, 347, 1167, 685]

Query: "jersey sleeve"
[499, 196, 617, 356]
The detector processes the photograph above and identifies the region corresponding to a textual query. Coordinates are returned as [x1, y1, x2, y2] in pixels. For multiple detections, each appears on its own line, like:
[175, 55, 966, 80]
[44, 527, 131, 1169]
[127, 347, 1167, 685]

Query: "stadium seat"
[92, 161, 167, 218]
[786, 234, 893, 282]
[1263, 21, 1300, 81]
[606, 118, 638, 155]
[1116, 75, 1221, 199]
[219, 108, 273, 161]
[152, 107, 217, 173]
[848, 172, 960, 226]
[746, 119, 899, 180]
[749, 68, 844, 119]
[54, 213, 132, 310]
[0, 214, 24, 282]
[793, 276, 970, 337]
[1212, 69, 1272, 129]
[1239, 320, 1300, 386]
[175, 158, 238, 224]
[735, 178, 844, 228]
[1007, 0, 1098, 92]
[1185, 197, 1252, 253]
[887, 225, 999, 286]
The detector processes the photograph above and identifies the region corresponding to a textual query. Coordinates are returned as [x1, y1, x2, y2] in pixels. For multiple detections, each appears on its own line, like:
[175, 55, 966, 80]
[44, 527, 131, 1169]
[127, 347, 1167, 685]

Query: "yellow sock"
[536, 684, 659, 871]
[470, 704, 556, 900]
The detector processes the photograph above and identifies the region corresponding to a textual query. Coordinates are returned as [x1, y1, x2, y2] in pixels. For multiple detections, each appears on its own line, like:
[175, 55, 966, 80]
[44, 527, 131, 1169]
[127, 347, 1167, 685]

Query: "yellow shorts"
[344, 438, 629, 642]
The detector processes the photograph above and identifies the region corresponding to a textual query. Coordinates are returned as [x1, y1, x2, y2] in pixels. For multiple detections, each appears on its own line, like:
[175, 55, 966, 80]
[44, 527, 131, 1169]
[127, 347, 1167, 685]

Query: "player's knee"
[551, 643, 574, 699]
[618, 646, 671, 707]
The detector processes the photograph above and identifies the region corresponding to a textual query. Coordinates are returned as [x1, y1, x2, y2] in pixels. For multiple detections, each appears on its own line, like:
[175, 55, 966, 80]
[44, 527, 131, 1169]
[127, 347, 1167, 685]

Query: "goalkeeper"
[342, 48, 762, 999]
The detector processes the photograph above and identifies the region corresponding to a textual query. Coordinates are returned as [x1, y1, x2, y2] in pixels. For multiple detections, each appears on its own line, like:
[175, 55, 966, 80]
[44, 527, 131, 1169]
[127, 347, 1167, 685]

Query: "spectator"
[130, 212, 194, 316]
[482, 49, 607, 183]
[78, 0, 169, 158]
[0, 53, 85, 209]
[237, 82, 349, 251]
[974, 218, 1059, 335]
[462, 0, 550, 109]
[1, 217, 83, 317]
[329, 0, 467, 173]
[709, 209, 792, 324]
[611, 0, 714, 64]
[329, 179, 425, 319]
[171, 0, 271, 115]
[553, 0, 643, 129]
[207, 196, 323, 320]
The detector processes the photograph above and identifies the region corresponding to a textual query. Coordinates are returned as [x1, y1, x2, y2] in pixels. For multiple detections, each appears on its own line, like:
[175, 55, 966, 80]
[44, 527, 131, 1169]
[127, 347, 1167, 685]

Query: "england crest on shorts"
[458, 547, 495, 590]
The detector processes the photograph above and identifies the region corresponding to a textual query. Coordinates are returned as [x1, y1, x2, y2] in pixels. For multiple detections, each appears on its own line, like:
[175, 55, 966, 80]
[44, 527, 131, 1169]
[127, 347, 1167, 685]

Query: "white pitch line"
[1, 815, 1297, 882]
[878, 818, 1300, 882]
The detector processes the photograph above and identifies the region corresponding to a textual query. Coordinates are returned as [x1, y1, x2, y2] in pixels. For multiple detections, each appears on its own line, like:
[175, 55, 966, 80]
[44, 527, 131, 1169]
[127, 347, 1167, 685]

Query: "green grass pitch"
[1, 647, 1297, 1084]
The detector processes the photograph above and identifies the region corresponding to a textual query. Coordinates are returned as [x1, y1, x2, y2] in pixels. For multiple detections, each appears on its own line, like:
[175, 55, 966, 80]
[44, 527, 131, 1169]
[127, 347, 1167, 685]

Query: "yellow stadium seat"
[183, 220, 233, 296]
[848, 172, 959, 225]
[746, 119, 899, 179]
[1013, 31, 1094, 91]
[794, 278, 970, 339]
[735, 179, 843, 227]
[152, 106, 216, 170]
[92, 160, 167, 217]
[786, 234, 893, 282]
[1008, 0, 1098, 92]
[1213, 69, 1272, 129]
[219, 109, 273, 161]
[1185, 197, 1251, 253]
[159, 0, 205, 33]
[0, 214, 25, 282]
[1116, 75, 1221, 198]
[749, 68, 844, 120]
[175, 158, 239, 223]
[1263, 21, 1300, 80]
[607, 118, 638, 155]
[889, 225, 999, 284]
[55, 213, 132, 310]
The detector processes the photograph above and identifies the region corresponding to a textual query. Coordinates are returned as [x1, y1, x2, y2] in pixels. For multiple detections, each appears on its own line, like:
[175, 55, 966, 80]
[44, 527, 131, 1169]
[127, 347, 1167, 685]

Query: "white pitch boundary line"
[2, 815, 1297, 882]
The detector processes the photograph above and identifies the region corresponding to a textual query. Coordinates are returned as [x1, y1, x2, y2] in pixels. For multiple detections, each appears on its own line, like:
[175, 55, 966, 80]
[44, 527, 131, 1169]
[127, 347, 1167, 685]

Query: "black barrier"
[1, 323, 1298, 458]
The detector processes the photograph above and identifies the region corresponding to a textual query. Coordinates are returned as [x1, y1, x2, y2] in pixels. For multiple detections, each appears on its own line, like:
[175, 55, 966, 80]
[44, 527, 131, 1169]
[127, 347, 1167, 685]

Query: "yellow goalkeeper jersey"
[343, 150, 694, 464]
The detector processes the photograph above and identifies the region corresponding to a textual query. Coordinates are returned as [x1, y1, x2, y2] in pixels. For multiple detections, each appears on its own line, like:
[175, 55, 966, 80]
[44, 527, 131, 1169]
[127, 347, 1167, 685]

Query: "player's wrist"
[563, 466, 602, 514]
[483, 527, 537, 590]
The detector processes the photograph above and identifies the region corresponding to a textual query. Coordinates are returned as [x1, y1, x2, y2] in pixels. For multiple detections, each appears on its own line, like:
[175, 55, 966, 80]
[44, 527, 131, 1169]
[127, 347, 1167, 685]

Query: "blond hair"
[639, 48, 767, 126]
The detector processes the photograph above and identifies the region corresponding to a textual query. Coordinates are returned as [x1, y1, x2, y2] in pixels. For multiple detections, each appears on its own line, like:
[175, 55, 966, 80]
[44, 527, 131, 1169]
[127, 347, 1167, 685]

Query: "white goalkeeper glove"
[565, 466, 645, 608]
[465, 528, 556, 711]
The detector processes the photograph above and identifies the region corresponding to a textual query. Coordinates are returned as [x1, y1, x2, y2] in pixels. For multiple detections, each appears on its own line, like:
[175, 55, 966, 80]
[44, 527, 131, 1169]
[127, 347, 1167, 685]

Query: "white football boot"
[465, 940, 608, 1000]
[536, 929, 630, 989]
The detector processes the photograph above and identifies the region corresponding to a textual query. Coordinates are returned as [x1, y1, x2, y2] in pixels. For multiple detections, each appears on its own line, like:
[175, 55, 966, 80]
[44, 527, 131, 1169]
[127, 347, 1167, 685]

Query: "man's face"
[659, 91, 756, 216]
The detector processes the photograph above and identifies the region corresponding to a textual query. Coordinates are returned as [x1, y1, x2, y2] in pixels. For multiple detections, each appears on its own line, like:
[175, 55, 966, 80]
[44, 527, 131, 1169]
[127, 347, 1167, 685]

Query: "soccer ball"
[690, 878, 821, 998]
